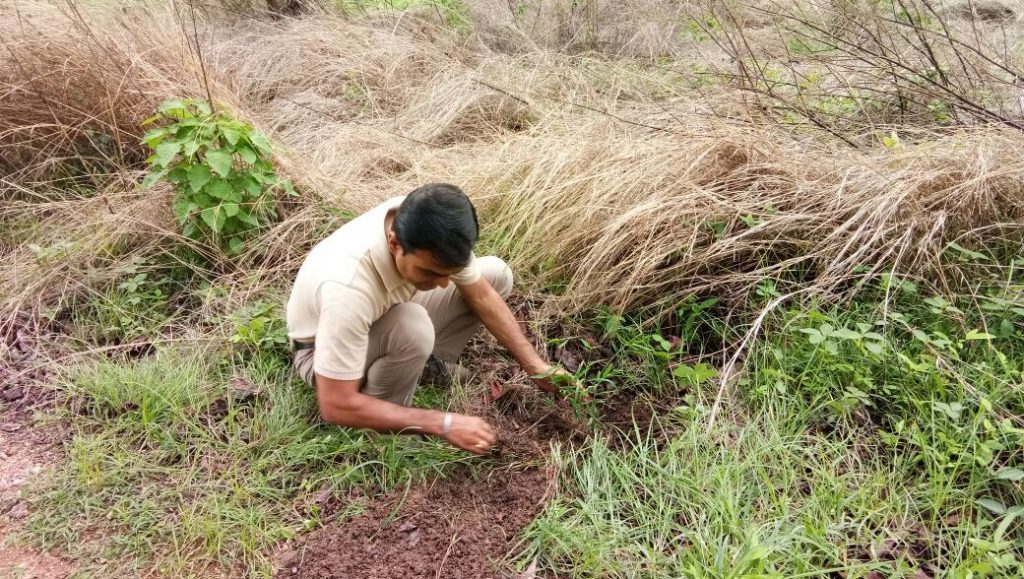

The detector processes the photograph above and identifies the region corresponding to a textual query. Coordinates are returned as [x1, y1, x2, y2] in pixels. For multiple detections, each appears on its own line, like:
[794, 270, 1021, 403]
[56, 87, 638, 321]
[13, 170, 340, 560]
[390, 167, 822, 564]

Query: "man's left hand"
[531, 365, 587, 399]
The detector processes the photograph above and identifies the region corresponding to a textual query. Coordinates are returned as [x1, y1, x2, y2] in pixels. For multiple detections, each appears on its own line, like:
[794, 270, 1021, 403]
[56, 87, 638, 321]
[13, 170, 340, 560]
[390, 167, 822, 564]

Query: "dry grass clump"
[0, 178, 180, 322]
[460, 120, 1024, 312]
[0, 2, 207, 180]
[469, 0, 701, 59]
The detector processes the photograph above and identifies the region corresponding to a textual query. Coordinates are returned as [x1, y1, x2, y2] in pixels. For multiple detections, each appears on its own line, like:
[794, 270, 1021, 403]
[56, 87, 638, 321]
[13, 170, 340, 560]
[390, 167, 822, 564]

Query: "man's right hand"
[314, 374, 497, 455]
[442, 414, 496, 455]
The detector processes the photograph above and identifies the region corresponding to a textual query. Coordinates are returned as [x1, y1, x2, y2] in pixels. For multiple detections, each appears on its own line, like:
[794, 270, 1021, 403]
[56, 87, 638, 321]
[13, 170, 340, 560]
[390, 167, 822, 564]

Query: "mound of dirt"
[277, 468, 552, 579]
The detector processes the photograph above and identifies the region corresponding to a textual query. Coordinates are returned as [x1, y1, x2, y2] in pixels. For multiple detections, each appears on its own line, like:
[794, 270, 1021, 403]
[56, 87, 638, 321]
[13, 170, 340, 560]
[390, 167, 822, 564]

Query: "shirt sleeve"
[312, 282, 374, 381]
[449, 251, 481, 286]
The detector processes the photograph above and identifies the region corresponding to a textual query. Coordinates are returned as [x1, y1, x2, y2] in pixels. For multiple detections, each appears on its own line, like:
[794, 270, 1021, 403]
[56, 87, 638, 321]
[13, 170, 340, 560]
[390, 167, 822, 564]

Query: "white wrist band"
[442, 412, 453, 435]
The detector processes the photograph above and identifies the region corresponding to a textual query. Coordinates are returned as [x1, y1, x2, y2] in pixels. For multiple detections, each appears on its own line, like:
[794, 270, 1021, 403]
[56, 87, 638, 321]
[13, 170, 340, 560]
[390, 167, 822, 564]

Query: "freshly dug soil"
[277, 468, 552, 579]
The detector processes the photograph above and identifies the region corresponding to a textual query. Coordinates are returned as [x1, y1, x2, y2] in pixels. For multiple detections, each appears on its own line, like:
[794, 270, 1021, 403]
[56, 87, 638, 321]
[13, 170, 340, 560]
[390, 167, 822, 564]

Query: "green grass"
[520, 257, 1024, 578]
[524, 417, 921, 577]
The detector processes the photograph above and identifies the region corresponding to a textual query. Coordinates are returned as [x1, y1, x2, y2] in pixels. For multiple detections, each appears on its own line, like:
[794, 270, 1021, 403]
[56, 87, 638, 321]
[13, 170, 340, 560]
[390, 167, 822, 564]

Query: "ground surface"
[278, 468, 552, 579]
[0, 402, 72, 579]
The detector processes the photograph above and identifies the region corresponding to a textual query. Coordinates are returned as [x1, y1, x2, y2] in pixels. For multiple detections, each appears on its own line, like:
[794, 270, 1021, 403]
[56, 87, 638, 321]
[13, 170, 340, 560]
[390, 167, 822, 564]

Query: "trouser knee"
[478, 256, 513, 298]
[386, 302, 435, 360]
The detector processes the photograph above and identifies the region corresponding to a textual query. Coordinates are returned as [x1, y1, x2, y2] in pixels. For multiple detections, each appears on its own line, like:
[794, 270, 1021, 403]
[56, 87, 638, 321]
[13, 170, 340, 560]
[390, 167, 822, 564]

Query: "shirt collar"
[369, 203, 407, 293]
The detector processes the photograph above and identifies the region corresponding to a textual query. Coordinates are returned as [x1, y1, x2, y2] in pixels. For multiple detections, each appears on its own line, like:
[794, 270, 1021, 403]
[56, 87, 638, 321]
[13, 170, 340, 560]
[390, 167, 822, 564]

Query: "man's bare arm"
[314, 374, 495, 454]
[458, 279, 547, 372]
[457, 278, 568, 393]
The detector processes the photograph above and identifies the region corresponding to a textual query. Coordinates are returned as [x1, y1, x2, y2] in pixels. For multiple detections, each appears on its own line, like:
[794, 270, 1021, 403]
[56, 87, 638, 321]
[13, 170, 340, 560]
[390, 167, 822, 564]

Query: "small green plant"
[27, 240, 77, 264]
[928, 99, 952, 123]
[682, 15, 721, 42]
[675, 295, 722, 347]
[142, 99, 294, 254]
[229, 301, 289, 360]
[787, 36, 832, 55]
[705, 218, 728, 239]
[880, 130, 902, 150]
[77, 258, 176, 344]
[815, 95, 863, 117]
[532, 365, 597, 424]
[671, 362, 718, 387]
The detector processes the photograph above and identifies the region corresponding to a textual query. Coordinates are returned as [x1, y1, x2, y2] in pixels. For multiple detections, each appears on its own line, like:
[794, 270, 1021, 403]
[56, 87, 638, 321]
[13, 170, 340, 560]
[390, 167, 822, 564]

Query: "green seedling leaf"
[188, 164, 212, 192]
[221, 126, 241, 146]
[945, 241, 990, 261]
[206, 178, 234, 200]
[673, 363, 718, 385]
[965, 329, 995, 340]
[706, 220, 727, 237]
[237, 143, 258, 164]
[157, 99, 186, 114]
[798, 328, 824, 344]
[652, 334, 672, 352]
[977, 498, 1007, 515]
[995, 467, 1024, 481]
[200, 206, 223, 233]
[881, 130, 900, 150]
[249, 131, 272, 154]
[236, 210, 261, 227]
[143, 127, 168, 148]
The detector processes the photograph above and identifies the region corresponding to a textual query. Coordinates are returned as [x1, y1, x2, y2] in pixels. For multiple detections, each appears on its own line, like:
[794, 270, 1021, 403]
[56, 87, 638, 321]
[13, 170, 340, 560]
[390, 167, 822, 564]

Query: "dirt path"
[0, 397, 72, 579]
[0, 342, 73, 577]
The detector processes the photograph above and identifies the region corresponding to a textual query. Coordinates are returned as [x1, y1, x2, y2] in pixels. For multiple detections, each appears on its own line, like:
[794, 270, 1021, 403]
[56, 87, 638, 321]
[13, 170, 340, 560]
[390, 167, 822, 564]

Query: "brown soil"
[0, 541, 71, 579]
[276, 468, 553, 579]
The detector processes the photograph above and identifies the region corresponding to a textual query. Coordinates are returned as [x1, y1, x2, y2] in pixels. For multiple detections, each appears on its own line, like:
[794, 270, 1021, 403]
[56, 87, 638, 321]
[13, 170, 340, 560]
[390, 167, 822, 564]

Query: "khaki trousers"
[293, 256, 513, 406]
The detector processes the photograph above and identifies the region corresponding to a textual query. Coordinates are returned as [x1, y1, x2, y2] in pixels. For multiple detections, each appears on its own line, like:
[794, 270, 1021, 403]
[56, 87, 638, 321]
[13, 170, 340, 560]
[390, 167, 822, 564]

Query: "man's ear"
[386, 229, 402, 255]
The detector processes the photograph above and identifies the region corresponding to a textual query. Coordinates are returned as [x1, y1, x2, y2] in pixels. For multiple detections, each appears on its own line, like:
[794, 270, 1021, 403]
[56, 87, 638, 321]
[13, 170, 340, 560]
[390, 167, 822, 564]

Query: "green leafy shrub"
[141, 99, 294, 254]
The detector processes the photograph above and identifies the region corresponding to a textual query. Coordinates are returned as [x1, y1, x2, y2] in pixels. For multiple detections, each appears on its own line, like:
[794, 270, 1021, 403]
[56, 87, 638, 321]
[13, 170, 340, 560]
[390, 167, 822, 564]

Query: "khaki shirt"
[286, 197, 480, 380]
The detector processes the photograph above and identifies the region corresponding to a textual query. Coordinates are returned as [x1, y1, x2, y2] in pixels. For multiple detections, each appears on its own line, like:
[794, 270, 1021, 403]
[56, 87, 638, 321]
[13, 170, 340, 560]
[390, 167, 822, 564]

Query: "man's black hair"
[392, 183, 479, 268]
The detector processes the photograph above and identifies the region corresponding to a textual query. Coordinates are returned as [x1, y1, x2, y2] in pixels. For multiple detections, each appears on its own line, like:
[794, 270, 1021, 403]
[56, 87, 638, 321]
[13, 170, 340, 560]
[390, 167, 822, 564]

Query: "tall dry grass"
[2, 0, 1024, 356]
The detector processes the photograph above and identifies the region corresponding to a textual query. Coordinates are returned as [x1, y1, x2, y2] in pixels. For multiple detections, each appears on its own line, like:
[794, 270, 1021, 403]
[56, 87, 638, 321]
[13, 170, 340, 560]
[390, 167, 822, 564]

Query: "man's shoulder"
[315, 270, 381, 321]
[317, 196, 404, 243]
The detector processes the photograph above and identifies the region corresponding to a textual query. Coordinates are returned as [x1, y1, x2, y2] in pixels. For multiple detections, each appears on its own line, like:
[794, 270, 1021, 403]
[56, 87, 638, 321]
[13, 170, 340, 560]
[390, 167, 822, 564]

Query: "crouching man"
[286, 183, 569, 454]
